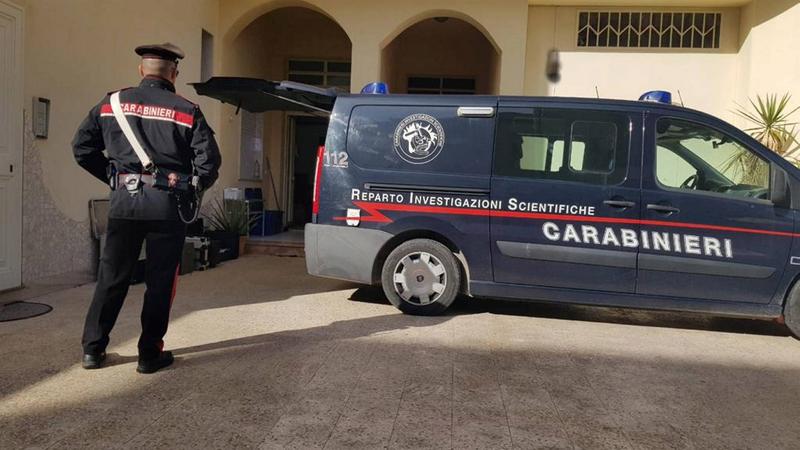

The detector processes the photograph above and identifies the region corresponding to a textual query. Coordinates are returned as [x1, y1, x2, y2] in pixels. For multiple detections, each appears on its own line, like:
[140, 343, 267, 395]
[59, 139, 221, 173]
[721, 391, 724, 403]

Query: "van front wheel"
[381, 239, 461, 315]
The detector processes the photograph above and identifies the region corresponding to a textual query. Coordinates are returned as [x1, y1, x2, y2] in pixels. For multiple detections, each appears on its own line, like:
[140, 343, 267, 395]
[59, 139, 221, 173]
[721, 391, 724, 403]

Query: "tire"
[380, 239, 461, 315]
[785, 281, 800, 340]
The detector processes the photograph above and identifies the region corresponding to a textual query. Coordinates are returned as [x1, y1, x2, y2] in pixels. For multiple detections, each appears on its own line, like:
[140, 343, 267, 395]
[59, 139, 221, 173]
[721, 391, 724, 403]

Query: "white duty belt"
[110, 91, 155, 172]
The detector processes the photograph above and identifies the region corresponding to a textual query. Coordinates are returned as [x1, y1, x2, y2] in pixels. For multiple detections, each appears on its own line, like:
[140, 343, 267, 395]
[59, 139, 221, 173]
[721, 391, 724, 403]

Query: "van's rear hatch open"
[190, 77, 337, 114]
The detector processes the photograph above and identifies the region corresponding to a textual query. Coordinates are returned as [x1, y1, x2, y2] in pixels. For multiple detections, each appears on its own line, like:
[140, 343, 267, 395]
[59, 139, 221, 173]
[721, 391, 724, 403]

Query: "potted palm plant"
[204, 197, 259, 260]
[729, 93, 800, 180]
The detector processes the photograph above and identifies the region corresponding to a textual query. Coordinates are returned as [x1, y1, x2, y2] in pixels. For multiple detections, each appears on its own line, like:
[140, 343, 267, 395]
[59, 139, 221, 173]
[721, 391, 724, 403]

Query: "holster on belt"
[116, 173, 154, 195]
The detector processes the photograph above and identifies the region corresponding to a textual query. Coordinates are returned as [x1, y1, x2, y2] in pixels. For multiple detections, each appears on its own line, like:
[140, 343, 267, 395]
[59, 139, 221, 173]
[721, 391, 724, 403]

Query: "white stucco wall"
[735, 0, 800, 120]
[525, 6, 742, 121]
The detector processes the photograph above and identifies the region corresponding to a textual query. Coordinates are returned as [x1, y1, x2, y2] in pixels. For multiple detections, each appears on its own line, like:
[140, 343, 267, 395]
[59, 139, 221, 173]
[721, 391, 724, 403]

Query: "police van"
[194, 79, 800, 339]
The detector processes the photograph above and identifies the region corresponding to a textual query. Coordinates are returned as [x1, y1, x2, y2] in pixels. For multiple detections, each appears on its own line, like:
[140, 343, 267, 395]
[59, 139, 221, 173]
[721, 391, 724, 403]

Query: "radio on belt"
[193, 76, 800, 341]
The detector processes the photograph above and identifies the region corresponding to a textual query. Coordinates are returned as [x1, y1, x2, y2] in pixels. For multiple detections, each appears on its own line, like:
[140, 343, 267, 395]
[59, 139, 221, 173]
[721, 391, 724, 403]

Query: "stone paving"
[2, 255, 800, 449]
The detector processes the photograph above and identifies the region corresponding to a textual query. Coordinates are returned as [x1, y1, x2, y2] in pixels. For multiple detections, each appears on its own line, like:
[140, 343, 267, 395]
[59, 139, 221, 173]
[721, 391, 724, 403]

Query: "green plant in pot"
[730, 93, 800, 180]
[204, 197, 259, 260]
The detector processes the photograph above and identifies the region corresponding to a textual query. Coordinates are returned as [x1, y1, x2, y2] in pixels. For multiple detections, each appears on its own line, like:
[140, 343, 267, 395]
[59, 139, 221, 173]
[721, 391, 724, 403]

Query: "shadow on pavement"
[349, 286, 790, 337]
[170, 313, 451, 359]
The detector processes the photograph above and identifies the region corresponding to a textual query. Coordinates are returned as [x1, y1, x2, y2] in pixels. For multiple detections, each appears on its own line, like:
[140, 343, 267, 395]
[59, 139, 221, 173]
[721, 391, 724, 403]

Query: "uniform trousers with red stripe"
[83, 218, 185, 360]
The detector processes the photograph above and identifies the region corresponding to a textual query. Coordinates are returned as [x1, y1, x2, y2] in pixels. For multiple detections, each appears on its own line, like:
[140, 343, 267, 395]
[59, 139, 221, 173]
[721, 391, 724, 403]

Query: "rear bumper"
[304, 223, 392, 284]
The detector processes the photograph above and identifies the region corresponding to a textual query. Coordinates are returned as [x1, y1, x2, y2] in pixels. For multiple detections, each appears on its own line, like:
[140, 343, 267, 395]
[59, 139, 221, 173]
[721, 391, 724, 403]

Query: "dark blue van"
[195, 78, 800, 339]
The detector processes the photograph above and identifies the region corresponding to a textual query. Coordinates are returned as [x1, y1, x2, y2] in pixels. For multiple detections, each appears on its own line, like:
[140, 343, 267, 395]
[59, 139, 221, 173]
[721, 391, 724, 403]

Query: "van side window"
[346, 105, 494, 175]
[494, 108, 630, 185]
[655, 118, 770, 200]
[569, 121, 617, 173]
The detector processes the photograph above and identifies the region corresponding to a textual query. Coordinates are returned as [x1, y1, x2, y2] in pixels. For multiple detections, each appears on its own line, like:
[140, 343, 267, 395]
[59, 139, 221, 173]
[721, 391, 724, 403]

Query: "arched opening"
[381, 17, 500, 95]
[223, 7, 351, 229]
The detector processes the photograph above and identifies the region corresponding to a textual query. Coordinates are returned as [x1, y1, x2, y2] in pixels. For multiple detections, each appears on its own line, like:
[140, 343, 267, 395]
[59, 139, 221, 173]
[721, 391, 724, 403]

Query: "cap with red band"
[134, 42, 185, 63]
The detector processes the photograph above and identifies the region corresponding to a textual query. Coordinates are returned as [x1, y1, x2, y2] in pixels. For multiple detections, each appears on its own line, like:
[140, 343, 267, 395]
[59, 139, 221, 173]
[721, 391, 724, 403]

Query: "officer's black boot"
[136, 351, 174, 374]
[82, 352, 107, 370]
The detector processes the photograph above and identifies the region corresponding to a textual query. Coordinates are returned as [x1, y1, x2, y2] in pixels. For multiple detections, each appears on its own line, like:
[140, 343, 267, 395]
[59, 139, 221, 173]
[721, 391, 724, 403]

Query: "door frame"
[0, 0, 23, 291]
[283, 112, 325, 227]
[283, 113, 303, 227]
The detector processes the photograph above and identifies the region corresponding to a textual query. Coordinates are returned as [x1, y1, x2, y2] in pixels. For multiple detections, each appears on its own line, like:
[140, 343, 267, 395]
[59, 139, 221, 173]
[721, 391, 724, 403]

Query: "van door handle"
[603, 200, 635, 209]
[647, 204, 680, 215]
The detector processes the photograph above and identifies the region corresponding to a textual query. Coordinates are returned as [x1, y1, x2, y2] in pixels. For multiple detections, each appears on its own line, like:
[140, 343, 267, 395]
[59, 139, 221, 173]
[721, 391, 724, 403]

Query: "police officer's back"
[73, 43, 221, 374]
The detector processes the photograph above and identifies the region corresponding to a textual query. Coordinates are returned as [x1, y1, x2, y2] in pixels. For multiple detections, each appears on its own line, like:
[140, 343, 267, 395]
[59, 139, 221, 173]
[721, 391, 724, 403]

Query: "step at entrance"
[246, 230, 304, 257]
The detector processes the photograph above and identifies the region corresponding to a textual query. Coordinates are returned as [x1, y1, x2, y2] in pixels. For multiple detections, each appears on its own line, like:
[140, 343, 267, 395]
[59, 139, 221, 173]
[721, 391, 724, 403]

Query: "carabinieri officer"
[72, 43, 221, 374]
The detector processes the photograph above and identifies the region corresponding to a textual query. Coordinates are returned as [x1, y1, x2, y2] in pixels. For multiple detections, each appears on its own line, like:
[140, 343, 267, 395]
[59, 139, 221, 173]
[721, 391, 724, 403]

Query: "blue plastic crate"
[250, 210, 283, 236]
[263, 210, 283, 236]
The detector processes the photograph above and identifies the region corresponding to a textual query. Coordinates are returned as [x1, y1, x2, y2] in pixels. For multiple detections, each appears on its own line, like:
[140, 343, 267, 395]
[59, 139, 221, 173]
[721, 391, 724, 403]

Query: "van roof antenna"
[677, 90, 685, 107]
[595, 86, 600, 99]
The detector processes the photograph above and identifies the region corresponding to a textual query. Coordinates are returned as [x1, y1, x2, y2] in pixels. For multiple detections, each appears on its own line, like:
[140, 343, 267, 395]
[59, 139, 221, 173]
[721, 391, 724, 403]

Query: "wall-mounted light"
[545, 48, 561, 84]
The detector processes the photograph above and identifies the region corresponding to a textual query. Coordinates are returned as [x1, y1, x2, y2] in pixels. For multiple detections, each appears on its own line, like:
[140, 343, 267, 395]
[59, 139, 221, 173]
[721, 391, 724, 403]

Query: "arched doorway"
[381, 16, 500, 95]
[224, 7, 351, 228]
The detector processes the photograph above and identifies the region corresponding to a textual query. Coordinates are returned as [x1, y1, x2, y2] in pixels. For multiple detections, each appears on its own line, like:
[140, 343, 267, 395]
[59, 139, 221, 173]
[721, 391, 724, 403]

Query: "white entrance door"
[0, 1, 23, 291]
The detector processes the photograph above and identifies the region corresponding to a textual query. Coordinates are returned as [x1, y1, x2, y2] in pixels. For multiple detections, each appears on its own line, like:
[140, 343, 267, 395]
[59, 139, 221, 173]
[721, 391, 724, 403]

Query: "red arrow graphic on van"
[333, 201, 799, 238]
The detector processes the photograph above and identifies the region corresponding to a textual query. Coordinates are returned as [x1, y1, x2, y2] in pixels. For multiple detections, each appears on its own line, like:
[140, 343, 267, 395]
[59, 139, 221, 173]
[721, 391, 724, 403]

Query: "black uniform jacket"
[72, 77, 221, 221]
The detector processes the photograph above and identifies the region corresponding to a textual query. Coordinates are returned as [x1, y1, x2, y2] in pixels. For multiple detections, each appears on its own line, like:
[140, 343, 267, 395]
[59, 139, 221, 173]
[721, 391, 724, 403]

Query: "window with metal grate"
[577, 11, 721, 49]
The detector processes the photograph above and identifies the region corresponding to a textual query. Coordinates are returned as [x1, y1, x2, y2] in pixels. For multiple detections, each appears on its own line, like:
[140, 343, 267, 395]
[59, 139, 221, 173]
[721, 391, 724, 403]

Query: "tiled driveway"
[2, 255, 800, 449]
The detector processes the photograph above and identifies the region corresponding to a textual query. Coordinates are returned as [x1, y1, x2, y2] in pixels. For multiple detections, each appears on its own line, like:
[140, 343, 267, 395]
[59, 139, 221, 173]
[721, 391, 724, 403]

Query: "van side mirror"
[770, 163, 791, 209]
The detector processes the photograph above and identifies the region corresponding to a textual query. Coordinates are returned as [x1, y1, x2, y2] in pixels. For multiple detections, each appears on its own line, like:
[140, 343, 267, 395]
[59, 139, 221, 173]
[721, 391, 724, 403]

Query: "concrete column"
[349, 39, 382, 94]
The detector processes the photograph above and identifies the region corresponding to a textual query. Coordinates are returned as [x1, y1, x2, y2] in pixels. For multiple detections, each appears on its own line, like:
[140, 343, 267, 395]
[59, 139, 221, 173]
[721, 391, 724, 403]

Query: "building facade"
[0, 0, 798, 288]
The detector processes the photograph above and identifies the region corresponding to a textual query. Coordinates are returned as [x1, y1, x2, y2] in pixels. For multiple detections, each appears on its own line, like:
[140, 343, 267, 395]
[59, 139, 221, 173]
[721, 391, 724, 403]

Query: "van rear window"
[346, 105, 494, 175]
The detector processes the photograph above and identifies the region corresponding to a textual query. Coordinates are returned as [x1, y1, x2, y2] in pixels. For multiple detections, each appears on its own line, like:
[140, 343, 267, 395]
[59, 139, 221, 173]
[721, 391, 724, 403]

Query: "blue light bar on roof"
[639, 90, 673, 104]
[361, 82, 389, 94]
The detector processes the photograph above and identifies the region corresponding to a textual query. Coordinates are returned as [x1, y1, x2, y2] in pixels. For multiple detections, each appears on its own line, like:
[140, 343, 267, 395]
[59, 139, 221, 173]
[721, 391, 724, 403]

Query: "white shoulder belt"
[110, 91, 155, 172]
